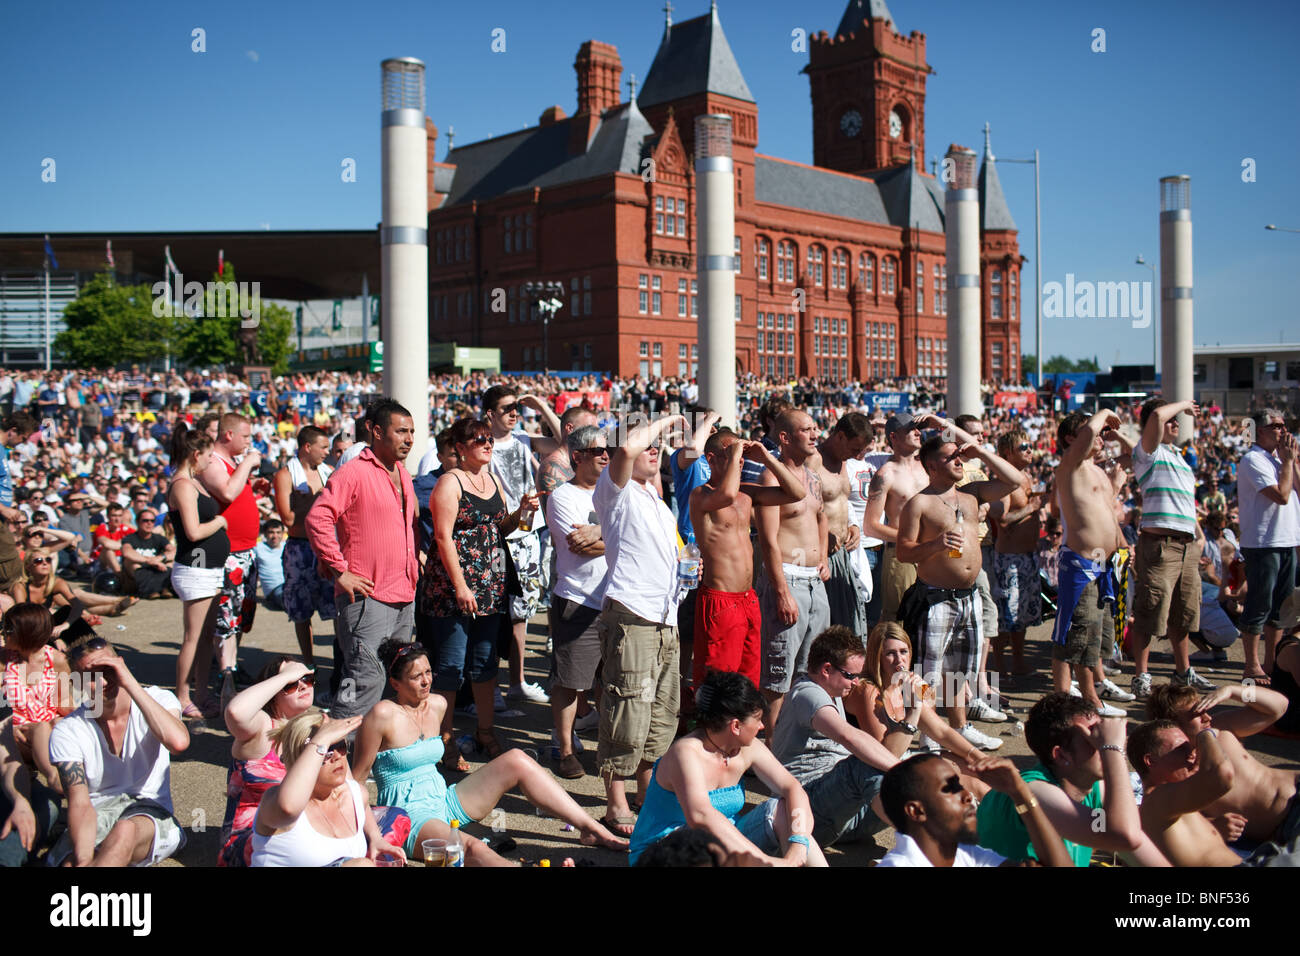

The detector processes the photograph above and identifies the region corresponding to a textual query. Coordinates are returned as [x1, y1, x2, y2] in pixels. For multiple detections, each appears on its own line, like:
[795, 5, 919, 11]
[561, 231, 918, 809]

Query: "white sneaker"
[1069, 680, 1082, 698]
[573, 710, 600, 733]
[1098, 678, 1136, 702]
[915, 733, 941, 754]
[549, 729, 584, 759]
[507, 681, 550, 703]
[1096, 702, 1127, 718]
[967, 697, 1008, 723]
[959, 723, 1004, 751]
[1173, 667, 1216, 692]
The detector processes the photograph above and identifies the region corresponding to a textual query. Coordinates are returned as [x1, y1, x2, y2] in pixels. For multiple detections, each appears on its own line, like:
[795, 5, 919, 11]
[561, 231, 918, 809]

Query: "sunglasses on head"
[67, 636, 109, 662]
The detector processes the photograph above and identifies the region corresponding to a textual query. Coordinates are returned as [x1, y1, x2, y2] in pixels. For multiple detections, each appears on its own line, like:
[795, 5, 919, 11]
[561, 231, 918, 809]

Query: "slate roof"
[754, 156, 890, 224]
[875, 161, 946, 232]
[637, 6, 754, 108]
[442, 101, 654, 206]
[978, 128, 1017, 231]
[835, 0, 896, 37]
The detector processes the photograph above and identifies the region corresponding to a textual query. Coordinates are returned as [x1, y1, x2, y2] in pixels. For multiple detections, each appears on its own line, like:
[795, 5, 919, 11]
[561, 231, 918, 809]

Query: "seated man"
[119, 509, 174, 598]
[253, 519, 287, 613]
[977, 692, 1167, 866]
[770, 626, 899, 849]
[47, 627, 190, 866]
[1127, 719, 1299, 866]
[1145, 682, 1297, 846]
[876, 752, 1074, 867]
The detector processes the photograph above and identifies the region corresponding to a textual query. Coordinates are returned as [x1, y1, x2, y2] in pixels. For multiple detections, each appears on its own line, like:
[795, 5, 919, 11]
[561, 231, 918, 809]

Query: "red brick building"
[426, 0, 1022, 382]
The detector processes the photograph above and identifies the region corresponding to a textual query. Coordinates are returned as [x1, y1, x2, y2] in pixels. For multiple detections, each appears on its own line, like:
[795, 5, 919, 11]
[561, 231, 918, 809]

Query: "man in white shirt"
[48, 629, 190, 867]
[1236, 409, 1300, 683]
[593, 412, 688, 835]
[875, 753, 1073, 867]
[545, 425, 610, 780]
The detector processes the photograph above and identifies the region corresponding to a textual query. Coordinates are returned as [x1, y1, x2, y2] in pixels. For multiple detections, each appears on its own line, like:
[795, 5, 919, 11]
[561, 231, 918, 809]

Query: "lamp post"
[523, 280, 565, 371]
[1135, 254, 1157, 374]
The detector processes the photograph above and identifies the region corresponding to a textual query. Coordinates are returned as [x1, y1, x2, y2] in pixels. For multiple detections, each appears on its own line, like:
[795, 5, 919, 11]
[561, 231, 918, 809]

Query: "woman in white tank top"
[251, 711, 405, 867]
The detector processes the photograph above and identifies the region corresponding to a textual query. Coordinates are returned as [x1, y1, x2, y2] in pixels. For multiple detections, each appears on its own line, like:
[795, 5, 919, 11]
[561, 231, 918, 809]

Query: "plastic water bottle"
[678, 533, 701, 589]
[447, 819, 465, 867]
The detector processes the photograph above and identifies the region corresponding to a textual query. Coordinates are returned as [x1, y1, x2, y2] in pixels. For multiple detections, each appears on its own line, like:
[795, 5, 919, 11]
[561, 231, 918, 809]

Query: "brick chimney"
[575, 40, 621, 116]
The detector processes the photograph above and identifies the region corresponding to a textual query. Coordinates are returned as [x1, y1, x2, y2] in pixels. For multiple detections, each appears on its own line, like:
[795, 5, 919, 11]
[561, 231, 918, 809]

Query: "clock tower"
[805, 0, 931, 173]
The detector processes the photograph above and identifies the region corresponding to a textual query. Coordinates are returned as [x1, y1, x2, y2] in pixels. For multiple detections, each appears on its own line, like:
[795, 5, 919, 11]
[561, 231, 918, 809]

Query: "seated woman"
[21, 545, 134, 621]
[0, 603, 74, 795]
[628, 670, 828, 867]
[350, 639, 628, 865]
[249, 711, 407, 867]
[221, 656, 408, 866]
[844, 622, 990, 799]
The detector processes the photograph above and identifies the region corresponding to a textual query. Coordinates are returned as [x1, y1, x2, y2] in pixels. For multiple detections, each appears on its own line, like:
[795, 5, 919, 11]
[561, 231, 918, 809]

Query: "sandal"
[440, 750, 471, 774]
[182, 698, 219, 720]
[474, 729, 504, 760]
[1243, 672, 1272, 687]
[110, 596, 139, 616]
[600, 813, 637, 837]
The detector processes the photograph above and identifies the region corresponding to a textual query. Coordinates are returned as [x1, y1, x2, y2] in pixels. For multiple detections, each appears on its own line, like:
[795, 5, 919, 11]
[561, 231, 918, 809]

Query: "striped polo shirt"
[1131, 441, 1197, 535]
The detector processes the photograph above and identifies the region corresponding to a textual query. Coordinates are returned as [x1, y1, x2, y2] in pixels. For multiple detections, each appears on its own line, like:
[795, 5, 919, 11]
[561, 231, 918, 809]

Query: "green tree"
[177, 262, 293, 374]
[54, 272, 182, 367]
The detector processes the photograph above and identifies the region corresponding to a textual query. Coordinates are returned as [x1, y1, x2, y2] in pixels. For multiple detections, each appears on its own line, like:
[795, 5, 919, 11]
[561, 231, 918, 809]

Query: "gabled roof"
[754, 156, 889, 224]
[978, 126, 1017, 231]
[637, 5, 754, 109]
[835, 0, 896, 37]
[875, 161, 945, 232]
[442, 100, 654, 206]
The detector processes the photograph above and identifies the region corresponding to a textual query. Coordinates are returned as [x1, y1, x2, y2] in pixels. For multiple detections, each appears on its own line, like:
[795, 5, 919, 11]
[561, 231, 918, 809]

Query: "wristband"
[1014, 797, 1039, 816]
[1099, 744, 1123, 754]
[787, 834, 810, 850]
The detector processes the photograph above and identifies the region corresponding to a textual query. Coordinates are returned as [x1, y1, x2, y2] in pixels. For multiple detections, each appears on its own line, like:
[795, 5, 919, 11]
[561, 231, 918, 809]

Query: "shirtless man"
[1145, 681, 1298, 846]
[755, 410, 828, 730]
[536, 405, 599, 515]
[810, 413, 873, 636]
[988, 429, 1044, 678]
[1053, 410, 1129, 715]
[272, 425, 335, 669]
[690, 431, 805, 694]
[864, 413, 930, 622]
[895, 422, 1025, 752]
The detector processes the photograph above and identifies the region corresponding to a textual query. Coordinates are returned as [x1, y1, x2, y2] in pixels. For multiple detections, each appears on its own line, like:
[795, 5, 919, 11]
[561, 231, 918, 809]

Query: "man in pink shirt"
[306, 399, 418, 720]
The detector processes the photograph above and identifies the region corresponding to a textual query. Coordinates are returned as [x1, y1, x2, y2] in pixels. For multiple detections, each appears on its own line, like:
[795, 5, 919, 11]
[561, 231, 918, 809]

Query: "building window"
[735, 294, 742, 321]
[678, 278, 688, 317]
[831, 248, 848, 289]
[570, 277, 580, 316]
[691, 279, 698, 317]
[777, 240, 795, 283]
[679, 343, 687, 359]
[504, 216, 513, 253]
[652, 292, 662, 315]
[807, 245, 825, 286]
[639, 341, 648, 357]
[655, 196, 664, 211]
[756, 238, 769, 280]
[639, 274, 648, 288]
[639, 291, 648, 313]
[653, 342, 662, 358]
[734, 235, 741, 273]
[883, 258, 896, 295]
[991, 297, 1002, 318]
[655, 213, 664, 234]
[652, 275, 661, 291]
[583, 275, 591, 316]
[859, 253, 874, 292]
[676, 198, 687, 237]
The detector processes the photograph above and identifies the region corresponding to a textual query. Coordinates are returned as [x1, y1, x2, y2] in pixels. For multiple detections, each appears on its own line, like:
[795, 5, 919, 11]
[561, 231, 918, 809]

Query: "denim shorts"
[1241, 547, 1297, 633]
[430, 612, 501, 691]
[801, 757, 887, 848]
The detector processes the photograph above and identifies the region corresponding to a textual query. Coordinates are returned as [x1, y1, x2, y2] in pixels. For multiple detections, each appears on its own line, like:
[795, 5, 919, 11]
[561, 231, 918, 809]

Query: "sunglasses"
[283, 673, 316, 691]
[67, 636, 109, 662]
[31, 556, 50, 565]
[494, 403, 520, 416]
[319, 739, 348, 759]
[578, 447, 610, 458]
[834, 666, 862, 681]
[387, 643, 427, 676]
[1017, 443, 1032, 451]
[469, 434, 494, 447]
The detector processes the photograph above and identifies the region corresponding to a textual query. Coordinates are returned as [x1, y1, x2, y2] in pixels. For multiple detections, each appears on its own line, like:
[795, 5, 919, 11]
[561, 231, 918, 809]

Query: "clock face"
[840, 109, 862, 138]
[889, 110, 903, 139]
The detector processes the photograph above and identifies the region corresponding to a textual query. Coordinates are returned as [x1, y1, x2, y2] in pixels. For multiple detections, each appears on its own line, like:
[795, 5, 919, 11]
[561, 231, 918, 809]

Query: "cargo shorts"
[596, 600, 680, 779]
[1133, 532, 1200, 638]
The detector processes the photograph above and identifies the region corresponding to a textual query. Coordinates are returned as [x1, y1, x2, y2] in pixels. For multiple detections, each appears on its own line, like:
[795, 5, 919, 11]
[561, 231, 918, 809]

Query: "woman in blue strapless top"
[351, 639, 630, 864]
[628, 671, 828, 866]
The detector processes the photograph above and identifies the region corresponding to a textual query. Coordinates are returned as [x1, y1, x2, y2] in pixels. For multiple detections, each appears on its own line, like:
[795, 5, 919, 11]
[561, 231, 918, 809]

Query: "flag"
[164, 245, 178, 274]
[105, 240, 115, 268]
[218, 248, 224, 277]
[43, 235, 58, 270]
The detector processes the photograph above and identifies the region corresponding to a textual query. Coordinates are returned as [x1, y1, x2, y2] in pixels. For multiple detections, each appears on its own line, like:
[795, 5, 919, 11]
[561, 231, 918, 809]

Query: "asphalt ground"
[77, 595, 1298, 867]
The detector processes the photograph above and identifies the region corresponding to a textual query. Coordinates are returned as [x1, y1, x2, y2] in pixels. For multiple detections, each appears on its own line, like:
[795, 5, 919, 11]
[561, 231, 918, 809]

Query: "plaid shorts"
[281, 537, 336, 624]
[916, 585, 983, 704]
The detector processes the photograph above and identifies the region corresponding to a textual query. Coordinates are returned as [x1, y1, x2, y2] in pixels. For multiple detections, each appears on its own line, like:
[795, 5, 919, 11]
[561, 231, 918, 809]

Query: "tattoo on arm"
[56, 760, 87, 791]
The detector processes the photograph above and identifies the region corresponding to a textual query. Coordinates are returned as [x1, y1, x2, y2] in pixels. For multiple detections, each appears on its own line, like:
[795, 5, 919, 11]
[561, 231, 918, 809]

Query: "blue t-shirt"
[254, 541, 285, 593]
[0, 444, 11, 507]
[671, 449, 711, 539]
[412, 467, 442, 555]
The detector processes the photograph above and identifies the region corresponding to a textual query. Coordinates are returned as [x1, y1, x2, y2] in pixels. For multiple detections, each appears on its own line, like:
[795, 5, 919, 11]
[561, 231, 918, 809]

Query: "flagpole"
[44, 256, 52, 371]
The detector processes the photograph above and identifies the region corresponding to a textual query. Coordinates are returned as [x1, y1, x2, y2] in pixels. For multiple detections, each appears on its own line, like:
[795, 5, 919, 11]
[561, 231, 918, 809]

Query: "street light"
[522, 280, 565, 372]
[1265, 224, 1300, 233]
[1135, 254, 1158, 374]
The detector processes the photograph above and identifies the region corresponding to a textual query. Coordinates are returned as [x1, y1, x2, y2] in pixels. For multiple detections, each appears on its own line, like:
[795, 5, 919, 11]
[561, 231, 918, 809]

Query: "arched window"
[831, 248, 849, 289]
[807, 245, 825, 287]
[755, 237, 770, 279]
[858, 253, 874, 292]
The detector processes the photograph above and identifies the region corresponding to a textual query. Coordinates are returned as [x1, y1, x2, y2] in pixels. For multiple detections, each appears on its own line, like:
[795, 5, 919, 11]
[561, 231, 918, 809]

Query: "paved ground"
[91, 597, 1298, 867]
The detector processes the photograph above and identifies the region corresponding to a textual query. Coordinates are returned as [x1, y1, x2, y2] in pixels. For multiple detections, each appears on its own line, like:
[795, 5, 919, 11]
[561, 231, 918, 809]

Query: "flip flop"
[441, 751, 471, 774]
[601, 814, 637, 837]
[182, 700, 218, 720]
[1243, 673, 1273, 687]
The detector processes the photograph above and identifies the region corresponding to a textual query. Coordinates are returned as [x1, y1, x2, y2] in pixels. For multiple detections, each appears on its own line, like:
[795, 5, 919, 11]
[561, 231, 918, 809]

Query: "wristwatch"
[1099, 744, 1123, 755]
[309, 740, 329, 758]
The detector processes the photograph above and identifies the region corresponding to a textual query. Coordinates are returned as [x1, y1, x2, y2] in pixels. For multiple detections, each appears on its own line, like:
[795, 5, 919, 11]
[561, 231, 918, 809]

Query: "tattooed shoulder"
[56, 760, 88, 789]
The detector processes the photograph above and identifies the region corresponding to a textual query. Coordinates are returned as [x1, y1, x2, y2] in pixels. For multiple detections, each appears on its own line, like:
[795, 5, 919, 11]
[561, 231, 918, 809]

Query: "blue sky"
[2, 0, 1297, 365]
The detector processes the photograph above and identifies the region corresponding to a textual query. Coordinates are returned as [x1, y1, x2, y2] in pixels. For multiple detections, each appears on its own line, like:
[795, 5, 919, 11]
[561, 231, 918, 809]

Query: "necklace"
[400, 700, 428, 741]
[703, 730, 731, 767]
[464, 468, 490, 496]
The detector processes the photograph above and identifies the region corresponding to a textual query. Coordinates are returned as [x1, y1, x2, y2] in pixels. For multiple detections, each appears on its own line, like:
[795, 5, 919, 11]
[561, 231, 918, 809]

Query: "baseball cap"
[884, 412, 919, 438]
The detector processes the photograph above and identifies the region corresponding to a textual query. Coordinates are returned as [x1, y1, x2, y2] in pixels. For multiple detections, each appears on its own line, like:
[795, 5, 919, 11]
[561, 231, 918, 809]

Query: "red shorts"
[693, 586, 761, 689]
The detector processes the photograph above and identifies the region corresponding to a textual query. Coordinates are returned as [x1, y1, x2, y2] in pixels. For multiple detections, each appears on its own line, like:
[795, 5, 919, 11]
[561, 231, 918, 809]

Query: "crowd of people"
[0, 362, 1297, 868]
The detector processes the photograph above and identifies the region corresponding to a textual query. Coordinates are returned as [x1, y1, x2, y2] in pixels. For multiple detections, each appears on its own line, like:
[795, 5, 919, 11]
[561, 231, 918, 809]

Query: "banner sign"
[554, 390, 612, 414]
[859, 391, 911, 412]
[993, 390, 1037, 411]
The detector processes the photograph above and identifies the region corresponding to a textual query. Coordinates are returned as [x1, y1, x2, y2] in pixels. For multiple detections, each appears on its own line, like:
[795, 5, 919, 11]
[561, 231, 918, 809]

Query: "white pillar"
[694, 115, 736, 427]
[381, 57, 429, 465]
[1159, 175, 1193, 439]
[945, 145, 981, 418]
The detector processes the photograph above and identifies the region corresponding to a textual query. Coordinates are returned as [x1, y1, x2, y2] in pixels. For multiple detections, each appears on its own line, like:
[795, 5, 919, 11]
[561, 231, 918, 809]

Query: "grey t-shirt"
[770, 676, 850, 784]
